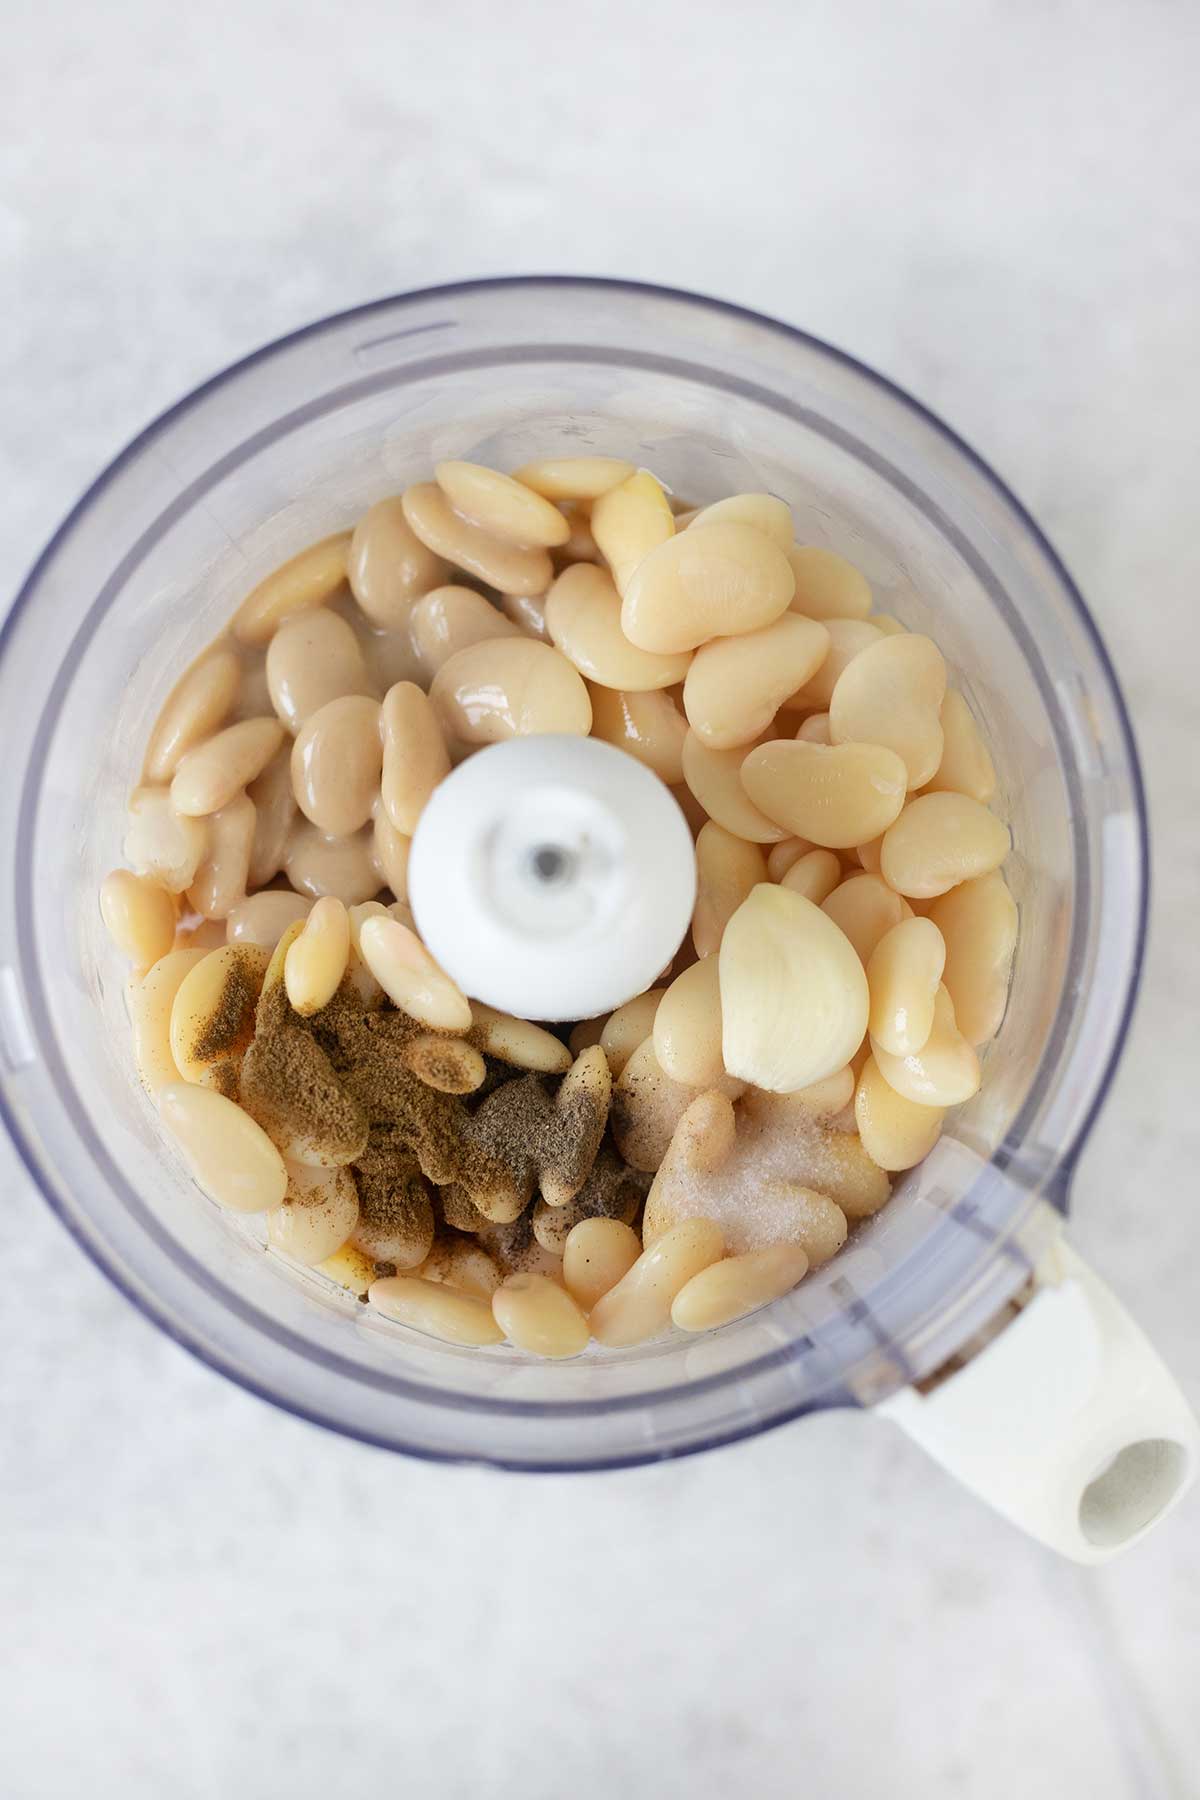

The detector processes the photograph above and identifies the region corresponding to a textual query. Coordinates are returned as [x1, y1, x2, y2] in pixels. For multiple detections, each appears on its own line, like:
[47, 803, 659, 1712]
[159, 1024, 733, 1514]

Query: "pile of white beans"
[100, 455, 1016, 1359]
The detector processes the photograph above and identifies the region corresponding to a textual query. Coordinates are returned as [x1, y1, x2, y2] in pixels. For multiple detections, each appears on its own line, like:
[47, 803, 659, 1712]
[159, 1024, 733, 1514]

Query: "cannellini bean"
[683, 614, 829, 749]
[171, 718, 285, 817]
[291, 695, 383, 837]
[654, 956, 724, 1087]
[186, 793, 255, 921]
[124, 787, 209, 893]
[284, 896, 350, 1015]
[430, 638, 592, 745]
[686, 493, 793, 546]
[159, 1081, 287, 1211]
[829, 633, 947, 789]
[266, 608, 371, 732]
[641, 1127, 850, 1258]
[317, 1242, 380, 1297]
[347, 495, 449, 628]
[409, 585, 522, 678]
[765, 837, 812, 881]
[246, 749, 296, 888]
[100, 869, 176, 967]
[267, 1162, 359, 1264]
[796, 712, 831, 744]
[621, 523, 795, 654]
[513, 457, 636, 501]
[854, 1057, 945, 1171]
[371, 803, 411, 901]
[613, 1037, 742, 1172]
[872, 983, 980, 1106]
[545, 563, 690, 691]
[284, 820, 381, 904]
[562, 1217, 643, 1310]
[402, 1033, 487, 1094]
[226, 890, 312, 948]
[401, 483, 552, 596]
[124, 947, 207, 1092]
[379, 682, 450, 835]
[169, 943, 270, 1088]
[590, 1217, 725, 1347]
[681, 733, 787, 845]
[232, 533, 353, 646]
[926, 689, 997, 803]
[435, 460, 570, 549]
[418, 1238, 501, 1299]
[821, 872, 910, 965]
[741, 739, 907, 849]
[599, 991, 664, 1077]
[739, 1066, 855, 1124]
[784, 618, 881, 711]
[928, 871, 1017, 1044]
[787, 545, 872, 620]
[469, 1002, 573, 1073]
[589, 469, 675, 595]
[589, 685, 687, 784]
[866, 916, 946, 1056]
[492, 1273, 590, 1358]
[369, 1275, 505, 1345]
[780, 848, 843, 906]
[693, 822, 767, 958]
[720, 884, 868, 1092]
[144, 650, 241, 782]
[500, 589, 552, 640]
[880, 792, 1010, 898]
[671, 1242, 810, 1331]
[358, 916, 471, 1031]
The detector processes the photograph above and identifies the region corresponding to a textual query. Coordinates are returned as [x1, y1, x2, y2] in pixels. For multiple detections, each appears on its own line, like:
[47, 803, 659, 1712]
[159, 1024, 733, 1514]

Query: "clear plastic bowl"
[0, 278, 1147, 1469]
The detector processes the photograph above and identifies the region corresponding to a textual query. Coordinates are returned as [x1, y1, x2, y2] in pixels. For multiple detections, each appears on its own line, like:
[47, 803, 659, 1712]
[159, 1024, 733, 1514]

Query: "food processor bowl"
[0, 278, 1190, 1555]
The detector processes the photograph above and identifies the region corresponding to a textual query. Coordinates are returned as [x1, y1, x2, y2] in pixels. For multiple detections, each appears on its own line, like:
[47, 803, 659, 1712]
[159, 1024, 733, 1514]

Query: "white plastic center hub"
[408, 735, 697, 1022]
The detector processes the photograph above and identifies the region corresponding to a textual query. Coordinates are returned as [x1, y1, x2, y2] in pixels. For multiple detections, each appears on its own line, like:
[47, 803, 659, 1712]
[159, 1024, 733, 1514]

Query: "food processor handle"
[879, 1225, 1199, 1562]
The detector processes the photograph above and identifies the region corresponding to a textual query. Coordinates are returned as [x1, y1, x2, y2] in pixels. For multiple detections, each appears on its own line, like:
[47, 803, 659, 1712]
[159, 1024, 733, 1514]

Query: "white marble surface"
[3, 4, 1199, 1796]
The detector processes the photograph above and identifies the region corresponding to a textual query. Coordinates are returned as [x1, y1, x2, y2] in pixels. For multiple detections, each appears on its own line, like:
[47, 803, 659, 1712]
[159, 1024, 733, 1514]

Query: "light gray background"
[3, 3, 1198, 1796]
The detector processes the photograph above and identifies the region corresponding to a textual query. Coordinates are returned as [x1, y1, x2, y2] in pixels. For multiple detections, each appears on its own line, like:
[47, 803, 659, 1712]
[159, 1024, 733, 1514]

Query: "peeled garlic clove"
[871, 983, 980, 1106]
[829, 633, 947, 789]
[719, 884, 868, 1093]
[740, 739, 907, 849]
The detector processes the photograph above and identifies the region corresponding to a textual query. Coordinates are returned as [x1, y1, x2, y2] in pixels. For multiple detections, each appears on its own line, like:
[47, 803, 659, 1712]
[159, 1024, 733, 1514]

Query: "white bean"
[290, 695, 383, 837]
[232, 533, 353, 646]
[621, 523, 795, 653]
[348, 496, 449, 627]
[159, 1081, 287, 1211]
[144, 650, 241, 782]
[171, 718, 285, 817]
[266, 608, 371, 732]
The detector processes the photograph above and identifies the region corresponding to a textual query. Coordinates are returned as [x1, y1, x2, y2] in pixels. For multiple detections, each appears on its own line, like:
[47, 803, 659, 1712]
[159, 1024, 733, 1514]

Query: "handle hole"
[1078, 1438, 1189, 1547]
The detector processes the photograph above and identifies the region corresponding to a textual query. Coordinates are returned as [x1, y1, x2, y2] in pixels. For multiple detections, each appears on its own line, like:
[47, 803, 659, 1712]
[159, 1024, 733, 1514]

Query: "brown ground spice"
[181, 946, 262, 1065]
